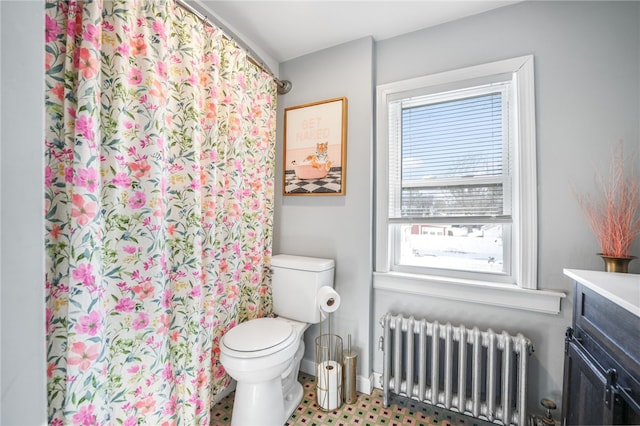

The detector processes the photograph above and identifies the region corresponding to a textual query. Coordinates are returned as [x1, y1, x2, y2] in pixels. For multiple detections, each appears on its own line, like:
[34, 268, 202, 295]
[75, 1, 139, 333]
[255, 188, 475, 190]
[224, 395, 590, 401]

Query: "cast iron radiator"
[380, 313, 534, 426]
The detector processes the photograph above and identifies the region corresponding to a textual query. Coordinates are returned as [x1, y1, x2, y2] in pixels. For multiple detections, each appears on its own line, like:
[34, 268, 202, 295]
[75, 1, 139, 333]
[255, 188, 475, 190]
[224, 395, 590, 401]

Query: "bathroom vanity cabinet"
[562, 269, 640, 425]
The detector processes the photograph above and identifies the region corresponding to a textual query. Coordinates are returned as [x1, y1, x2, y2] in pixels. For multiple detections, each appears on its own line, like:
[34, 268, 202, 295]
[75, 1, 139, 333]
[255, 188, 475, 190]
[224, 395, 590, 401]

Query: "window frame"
[375, 55, 565, 314]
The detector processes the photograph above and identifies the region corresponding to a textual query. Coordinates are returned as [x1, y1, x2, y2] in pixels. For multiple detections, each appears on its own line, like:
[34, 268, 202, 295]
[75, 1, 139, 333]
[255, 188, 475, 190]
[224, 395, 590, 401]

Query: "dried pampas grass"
[576, 142, 640, 258]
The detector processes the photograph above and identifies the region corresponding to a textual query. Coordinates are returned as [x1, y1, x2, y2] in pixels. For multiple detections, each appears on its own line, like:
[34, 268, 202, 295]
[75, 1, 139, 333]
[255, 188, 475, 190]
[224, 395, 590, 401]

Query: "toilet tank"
[271, 254, 335, 324]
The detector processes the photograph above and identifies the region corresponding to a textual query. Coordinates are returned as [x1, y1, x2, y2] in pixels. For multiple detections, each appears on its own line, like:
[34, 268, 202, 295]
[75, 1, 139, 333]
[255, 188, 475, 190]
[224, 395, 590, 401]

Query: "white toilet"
[220, 254, 335, 426]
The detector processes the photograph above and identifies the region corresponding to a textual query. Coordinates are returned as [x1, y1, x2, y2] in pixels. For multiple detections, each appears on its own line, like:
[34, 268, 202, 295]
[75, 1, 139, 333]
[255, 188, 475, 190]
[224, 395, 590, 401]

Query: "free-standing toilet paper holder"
[315, 287, 343, 411]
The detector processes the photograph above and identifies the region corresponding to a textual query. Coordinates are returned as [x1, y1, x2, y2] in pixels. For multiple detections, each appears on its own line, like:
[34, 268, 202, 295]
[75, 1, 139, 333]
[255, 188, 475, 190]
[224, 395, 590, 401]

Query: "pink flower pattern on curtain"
[44, 1, 276, 424]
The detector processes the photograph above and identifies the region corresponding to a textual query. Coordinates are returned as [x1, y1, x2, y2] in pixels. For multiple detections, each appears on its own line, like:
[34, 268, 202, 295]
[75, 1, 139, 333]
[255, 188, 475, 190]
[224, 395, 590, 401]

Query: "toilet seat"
[221, 318, 297, 359]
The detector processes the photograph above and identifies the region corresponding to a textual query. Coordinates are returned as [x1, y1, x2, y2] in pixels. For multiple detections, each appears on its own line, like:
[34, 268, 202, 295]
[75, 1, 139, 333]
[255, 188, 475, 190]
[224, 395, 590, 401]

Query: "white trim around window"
[375, 55, 565, 314]
[373, 271, 565, 314]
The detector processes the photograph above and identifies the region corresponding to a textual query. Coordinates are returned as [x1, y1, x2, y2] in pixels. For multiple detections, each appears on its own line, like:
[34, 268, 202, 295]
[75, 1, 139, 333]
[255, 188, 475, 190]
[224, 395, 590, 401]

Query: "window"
[375, 56, 563, 313]
[390, 82, 513, 281]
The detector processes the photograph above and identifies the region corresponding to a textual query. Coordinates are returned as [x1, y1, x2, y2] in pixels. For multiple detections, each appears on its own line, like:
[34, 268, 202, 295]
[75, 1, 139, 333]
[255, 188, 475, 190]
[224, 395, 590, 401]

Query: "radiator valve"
[540, 398, 556, 425]
[529, 398, 558, 426]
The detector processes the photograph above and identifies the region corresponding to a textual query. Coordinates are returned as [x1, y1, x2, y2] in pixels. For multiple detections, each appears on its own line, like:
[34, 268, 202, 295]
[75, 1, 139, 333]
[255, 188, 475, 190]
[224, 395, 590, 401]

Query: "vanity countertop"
[563, 268, 640, 318]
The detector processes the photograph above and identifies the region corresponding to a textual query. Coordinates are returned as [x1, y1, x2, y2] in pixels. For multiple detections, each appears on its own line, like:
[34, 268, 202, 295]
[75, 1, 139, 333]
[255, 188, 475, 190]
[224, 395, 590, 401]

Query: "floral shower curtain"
[44, 1, 276, 424]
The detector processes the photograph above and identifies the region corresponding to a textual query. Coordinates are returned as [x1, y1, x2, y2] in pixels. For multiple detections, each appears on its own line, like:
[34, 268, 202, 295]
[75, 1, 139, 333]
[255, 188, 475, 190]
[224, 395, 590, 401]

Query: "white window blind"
[389, 84, 511, 222]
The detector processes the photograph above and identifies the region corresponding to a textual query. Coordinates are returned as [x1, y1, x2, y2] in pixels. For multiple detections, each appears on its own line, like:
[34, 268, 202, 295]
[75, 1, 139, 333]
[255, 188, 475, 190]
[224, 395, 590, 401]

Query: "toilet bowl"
[220, 318, 308, 425]
[219, 254, 335, 426]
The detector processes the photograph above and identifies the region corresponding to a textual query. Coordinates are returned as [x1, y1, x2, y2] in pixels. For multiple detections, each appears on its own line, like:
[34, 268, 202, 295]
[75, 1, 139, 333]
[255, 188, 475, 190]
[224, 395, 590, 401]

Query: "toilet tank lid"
[272, 254, 334, 272]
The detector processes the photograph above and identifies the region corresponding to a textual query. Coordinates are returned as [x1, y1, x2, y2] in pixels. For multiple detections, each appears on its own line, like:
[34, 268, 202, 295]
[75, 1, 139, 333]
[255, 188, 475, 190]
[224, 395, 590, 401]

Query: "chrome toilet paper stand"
[316, 300, 343, 411]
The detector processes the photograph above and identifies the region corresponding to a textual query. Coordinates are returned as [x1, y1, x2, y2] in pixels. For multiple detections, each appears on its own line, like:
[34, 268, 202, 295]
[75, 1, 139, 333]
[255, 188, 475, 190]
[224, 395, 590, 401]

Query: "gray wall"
[374, 0, 639, 413]
[1, 1, 47, 424]
[275, 37, 375, 388]
[277, 0, 640, 416]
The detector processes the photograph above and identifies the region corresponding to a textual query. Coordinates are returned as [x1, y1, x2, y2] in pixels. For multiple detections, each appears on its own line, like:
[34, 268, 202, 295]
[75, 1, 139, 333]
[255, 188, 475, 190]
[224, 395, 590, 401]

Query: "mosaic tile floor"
[211, 373, 494, 426]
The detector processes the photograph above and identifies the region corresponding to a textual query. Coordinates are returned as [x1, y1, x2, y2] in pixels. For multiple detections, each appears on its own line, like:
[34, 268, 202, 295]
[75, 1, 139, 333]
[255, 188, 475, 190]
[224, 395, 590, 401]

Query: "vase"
[598, 254, 636, 273]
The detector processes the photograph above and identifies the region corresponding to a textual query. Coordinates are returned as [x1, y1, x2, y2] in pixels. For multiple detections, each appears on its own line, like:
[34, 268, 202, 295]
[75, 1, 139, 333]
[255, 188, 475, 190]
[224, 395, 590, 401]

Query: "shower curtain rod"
[175, 0, 292, 94]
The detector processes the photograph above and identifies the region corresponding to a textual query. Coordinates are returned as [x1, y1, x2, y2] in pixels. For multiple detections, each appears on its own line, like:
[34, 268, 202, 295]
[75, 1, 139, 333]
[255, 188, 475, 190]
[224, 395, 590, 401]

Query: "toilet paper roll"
[316, 286, 340, 313]
[316, 360, 342, 410]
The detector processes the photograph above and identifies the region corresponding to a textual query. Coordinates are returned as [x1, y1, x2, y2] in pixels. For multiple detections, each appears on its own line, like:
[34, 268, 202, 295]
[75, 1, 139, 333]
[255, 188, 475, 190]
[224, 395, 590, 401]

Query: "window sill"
[373, 271, 566, 315]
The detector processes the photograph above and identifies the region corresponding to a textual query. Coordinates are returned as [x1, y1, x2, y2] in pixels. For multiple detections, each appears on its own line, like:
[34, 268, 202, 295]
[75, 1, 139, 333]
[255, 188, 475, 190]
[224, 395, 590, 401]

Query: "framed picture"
[283, 97, 347, 196]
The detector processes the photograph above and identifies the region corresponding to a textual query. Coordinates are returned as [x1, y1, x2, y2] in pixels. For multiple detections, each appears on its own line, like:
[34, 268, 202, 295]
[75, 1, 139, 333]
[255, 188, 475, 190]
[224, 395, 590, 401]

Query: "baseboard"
[211, 380, 236, 406]
[300, 357, 316, 377]
[371, 371, 383, 390]
[301, 357, 375, 395]
[357, 373, 374, 395]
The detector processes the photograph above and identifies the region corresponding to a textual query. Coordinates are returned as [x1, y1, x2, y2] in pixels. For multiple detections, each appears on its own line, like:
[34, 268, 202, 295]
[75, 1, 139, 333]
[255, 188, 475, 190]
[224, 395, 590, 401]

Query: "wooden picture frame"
[283, 97, 347, 196]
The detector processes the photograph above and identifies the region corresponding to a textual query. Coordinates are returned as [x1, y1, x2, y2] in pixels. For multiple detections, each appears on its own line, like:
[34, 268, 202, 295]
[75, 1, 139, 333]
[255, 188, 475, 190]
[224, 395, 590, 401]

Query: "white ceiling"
[195, 1, 520, 70]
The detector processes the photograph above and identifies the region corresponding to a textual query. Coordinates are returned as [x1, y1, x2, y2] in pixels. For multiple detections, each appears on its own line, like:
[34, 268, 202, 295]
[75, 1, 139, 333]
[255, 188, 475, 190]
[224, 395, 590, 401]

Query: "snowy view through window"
[398, 223, 505, 273]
